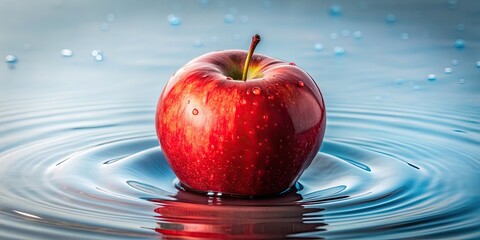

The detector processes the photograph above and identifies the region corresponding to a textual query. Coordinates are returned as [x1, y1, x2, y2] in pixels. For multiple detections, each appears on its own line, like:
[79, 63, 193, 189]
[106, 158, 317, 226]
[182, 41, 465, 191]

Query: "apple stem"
[242, 34, 261, 81]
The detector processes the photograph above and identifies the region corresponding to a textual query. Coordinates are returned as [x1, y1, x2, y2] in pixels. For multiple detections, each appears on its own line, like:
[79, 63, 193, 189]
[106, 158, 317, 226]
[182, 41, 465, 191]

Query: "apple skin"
[156, 50, 326, 197]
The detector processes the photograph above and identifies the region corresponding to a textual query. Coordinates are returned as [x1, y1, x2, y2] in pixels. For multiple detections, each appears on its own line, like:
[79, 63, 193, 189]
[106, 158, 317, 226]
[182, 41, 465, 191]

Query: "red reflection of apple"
[156, 34, 326, 197]
[151, 190, 325, 239]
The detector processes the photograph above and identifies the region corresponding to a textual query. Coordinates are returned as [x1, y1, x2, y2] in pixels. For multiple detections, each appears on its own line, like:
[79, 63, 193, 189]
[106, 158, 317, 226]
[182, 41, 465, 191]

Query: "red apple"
[156, 35, 326, 197]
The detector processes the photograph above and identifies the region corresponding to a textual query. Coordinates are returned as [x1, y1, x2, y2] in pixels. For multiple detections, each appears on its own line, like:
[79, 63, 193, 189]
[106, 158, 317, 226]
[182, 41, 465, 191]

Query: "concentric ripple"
[0, 95, 479, 239]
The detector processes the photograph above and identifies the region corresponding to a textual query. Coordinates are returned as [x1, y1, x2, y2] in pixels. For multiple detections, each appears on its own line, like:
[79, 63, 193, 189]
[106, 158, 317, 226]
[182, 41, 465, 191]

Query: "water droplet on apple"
[267, 95, 274, 100]
[252, 87, 261, 95]
[255, 57, 262, 62]
[385, 14, 396, 23]
[226, 76, 232, 80]
[444, 67, 452, 74]
[451, 59, 459, 66]
[289, 62, 296, 66]
[263, 114, 269, 121]
[61, 49, 73, 57]
[297, 81, 304, 87]
[207, 191, 214, 196]
[240, 99, 247, 105]
[258, 142, 263, 146]
[428, 74, 436, 81]
[454, 39, 465, 49]
[210, 144, 215, 149]
[167, 14, 181, 26]
[192, 108, 199, 115]
[187, 100, 190, 104]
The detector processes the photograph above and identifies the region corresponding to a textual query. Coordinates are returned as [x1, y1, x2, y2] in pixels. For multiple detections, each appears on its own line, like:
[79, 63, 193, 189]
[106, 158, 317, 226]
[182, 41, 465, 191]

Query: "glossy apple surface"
[156, 49, 326, 197]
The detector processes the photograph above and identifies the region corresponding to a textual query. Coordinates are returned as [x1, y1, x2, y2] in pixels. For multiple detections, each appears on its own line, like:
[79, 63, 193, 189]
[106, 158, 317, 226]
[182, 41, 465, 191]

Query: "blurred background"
[2, 0, 479, 105]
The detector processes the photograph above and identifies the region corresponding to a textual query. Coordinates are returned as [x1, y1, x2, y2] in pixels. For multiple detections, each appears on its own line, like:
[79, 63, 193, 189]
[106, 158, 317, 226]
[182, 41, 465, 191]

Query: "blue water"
[1, 0, 479, 239]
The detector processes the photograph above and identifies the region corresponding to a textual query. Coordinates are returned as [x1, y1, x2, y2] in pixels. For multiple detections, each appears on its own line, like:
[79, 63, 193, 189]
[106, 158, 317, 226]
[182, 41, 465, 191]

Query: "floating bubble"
[330, 33, 338, 40]
[61, 49, 73, 57]
[476, 61, 480, 68]
[91, 50, 104, 61]
[444, 67, 452, 74]
[448, 0, 457, 10]
[427, 74, 436, 81]
[458, 79, 465, 84]
[5, 54, 18, 64]
[224, 14, 234, 23]
[167, 14, 181, 26]
[353, 31, 362, 39]
[385, 14, 396, 23]
[456, 24, 465, 31]
[360, 1, 368, 10]
[413, 85, 422, 90]
[341, 29, 350, 37]
[395, 78, 404, 85]
[454, 39, 465, 49]
[100, 22, 109, 31]
[334, 46, 345, 55]
[314, 43, 324, 51]
[193, 40, 204, 48]
[239, 15, 249, 23]
[329, 4, 342, 16]
[229, 7, 238, 15]
[23, 43, 32, 50]
[106, 13, 115, 22]
[451, 59, 459, 66]
[401, 32, 409, 40]
[262, 0, 272, 8]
